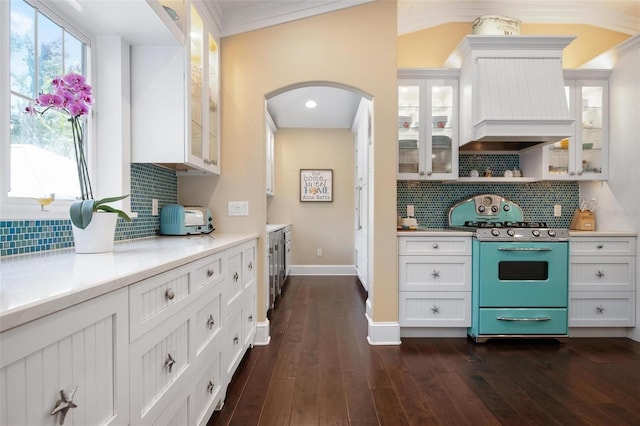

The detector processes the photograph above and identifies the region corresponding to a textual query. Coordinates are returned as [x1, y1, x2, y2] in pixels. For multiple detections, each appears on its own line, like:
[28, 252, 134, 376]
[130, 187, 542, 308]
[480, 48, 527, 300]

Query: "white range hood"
[446, 36, 576, 151]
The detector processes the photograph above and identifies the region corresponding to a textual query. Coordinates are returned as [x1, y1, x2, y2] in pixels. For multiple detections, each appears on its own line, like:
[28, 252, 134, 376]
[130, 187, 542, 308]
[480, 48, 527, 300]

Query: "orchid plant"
[26, 72, 131, 229]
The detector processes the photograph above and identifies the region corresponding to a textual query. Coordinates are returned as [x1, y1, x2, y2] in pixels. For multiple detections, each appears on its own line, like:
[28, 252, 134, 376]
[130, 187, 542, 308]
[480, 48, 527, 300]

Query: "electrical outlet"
[554, 204, 562, 217]
[317, 248, 322, 257]
[152, 198, 159, 216]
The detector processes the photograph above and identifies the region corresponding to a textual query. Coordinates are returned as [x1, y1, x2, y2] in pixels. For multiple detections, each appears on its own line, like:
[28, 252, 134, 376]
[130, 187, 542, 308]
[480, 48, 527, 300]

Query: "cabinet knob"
[577, 171, 583, 175]
[419, 171, 425, 176]
[248, 261, 253, 271]
[597, 244, 604, 249]
[432, 270, 440, 278]
[431, 305, 440, 314]
[207, 380, 214, 394]
[426, 170, 432, 176]
[233, 333, 239, 344]
[596, 305, 605, 314]
[50, 386, 78, 426]
[233, 272, 239, 282]
[207, 314, 215, 330]
[207, 269, 214, 277]
[596, 270, 605, 278]
[165, 353, 176, 373]
[569, 171, 576, 176]
[432, 243, 439, 249]
[248, 314, 253, 322]
[165, 288, 175, 300]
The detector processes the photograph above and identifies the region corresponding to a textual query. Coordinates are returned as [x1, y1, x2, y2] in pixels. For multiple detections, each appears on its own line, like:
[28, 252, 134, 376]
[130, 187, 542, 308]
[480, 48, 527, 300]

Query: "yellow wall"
[268, 128, 355, 266]
[179, 0, 398, 324]
[398, 23, 631, 68]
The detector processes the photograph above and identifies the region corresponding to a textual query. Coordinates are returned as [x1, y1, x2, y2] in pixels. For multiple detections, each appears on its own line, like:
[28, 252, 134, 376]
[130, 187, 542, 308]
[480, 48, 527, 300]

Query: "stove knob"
[478, 205, 485, 213]
[503, 204, 510, 211]
[491, 228, 501, 237]
[532, 229, 541, 237]
[548, 229, 556, 237]
[491, 205, 499, 213]
[506, 229, 515, 237]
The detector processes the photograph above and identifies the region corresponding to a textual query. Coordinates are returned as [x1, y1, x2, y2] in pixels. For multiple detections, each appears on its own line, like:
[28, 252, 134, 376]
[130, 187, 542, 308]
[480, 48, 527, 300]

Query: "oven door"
[476, 241, 569, 307]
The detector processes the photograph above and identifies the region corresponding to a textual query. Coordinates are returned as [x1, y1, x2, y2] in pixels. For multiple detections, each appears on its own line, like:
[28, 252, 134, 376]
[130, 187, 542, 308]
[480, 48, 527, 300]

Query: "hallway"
[208, 275, 640, 425]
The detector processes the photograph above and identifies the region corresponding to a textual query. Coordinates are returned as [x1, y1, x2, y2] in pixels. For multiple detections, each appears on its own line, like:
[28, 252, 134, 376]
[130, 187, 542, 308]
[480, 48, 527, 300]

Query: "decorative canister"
[472, 15, 521, 35]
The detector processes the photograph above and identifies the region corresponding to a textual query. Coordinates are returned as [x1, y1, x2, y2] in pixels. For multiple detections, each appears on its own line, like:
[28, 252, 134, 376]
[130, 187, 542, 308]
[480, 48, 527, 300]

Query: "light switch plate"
[554, 204, 562, 217]
[228, 201, 249, 216]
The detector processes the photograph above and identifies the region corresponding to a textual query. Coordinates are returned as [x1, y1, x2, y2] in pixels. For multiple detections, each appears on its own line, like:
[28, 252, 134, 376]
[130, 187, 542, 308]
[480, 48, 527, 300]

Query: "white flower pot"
[72, 212, 118, 254]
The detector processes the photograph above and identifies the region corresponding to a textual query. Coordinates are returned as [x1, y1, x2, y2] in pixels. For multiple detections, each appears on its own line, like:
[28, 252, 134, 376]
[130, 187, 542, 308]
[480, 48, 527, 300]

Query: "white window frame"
[1, 0, 97, 220]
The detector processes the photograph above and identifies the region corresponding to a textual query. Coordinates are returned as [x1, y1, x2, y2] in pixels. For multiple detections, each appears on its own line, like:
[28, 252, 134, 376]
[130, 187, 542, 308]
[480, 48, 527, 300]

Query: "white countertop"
[0, 233, 258, 332]
[569, 231, 637, 237]
[266, 223, 290, 233]
[397, 229, 474, 237]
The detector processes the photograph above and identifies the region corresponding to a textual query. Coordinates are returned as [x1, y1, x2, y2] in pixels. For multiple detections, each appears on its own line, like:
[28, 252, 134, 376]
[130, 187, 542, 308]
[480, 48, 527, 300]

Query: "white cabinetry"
[397, 70, 459, 180]
[353, 99, 370, 290]
[0, 288, 129, 426]
[132, 2, 220, 175]
[569, 236, 636, 327]
[398, 236, 471, 329]
[521, 70, 610, 181]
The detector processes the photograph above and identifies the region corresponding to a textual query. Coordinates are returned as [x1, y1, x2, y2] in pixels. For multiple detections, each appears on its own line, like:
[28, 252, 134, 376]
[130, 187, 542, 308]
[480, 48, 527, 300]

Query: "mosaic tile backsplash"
[0, 164, 177, 257]
[397, 154, 580, 228]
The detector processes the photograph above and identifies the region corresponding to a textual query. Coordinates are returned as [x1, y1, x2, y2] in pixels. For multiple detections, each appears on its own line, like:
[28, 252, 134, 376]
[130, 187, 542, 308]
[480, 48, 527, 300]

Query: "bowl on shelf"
[398, 116, 412, 129]
[432, 115, 448, 129]
[582, 143, 594, 150]
[559, 138, 569, 149]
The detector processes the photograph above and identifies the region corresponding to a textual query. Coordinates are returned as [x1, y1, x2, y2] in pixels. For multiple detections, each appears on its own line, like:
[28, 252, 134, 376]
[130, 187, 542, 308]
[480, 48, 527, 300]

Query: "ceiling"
[210, 0, 639, 129]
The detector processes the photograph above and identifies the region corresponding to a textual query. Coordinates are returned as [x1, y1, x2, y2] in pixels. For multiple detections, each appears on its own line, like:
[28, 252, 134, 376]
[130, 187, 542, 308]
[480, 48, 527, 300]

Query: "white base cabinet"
[398, 236, 472, 330]
[0, 238, 257, 426]
[0, 288, 129, 426]
[569, 236, 636, 327]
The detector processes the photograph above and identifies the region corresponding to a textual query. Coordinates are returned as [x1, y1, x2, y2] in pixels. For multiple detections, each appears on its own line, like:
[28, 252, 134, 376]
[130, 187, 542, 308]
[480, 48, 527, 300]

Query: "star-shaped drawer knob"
[51, 386, 78, 425]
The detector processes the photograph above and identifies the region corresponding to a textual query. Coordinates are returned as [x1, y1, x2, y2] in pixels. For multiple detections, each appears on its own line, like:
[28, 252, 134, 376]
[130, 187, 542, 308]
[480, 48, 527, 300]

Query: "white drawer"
[223, 309, 243, 378]
[569, 291, 636, 327]
[153, 384, 192, 426]
[193, 285, 224, 359]
[570, 237, 636, 256]
[193, 344, 224, 426]
[241, 291, 257, 348]
[130, 264, 193, 341]
[130, 307, 193, 425]
[570, 256, 636, 291]
[399, 291, 471, 327]
[399, 256, 471, 292]
[224, 240, 257, 316]
[398, 236, 471, 256]
[192, 252, 224, 294]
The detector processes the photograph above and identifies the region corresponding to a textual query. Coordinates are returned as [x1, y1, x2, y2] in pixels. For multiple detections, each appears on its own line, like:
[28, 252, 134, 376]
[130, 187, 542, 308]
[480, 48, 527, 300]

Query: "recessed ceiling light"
[305, 100, 317, 109]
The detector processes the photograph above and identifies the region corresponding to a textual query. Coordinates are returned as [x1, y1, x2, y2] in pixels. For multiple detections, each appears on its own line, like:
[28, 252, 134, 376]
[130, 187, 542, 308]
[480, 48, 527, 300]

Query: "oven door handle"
[496, 316, 552, 322]
[497, 247, 552, 252]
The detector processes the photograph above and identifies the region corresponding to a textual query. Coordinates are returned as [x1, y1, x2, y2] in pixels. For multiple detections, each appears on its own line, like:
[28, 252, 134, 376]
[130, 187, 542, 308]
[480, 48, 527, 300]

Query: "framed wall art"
[300, 169, 333, 202]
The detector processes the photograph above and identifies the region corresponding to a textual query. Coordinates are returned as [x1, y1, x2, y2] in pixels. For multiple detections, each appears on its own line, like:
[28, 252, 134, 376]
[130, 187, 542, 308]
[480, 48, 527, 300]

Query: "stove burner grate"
[463, 221, 548, 229]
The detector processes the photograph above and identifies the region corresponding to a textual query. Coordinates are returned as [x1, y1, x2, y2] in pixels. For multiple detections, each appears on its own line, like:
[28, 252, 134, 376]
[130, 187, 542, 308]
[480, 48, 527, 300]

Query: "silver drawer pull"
[431, 270, 440, 278]
[596, 270, 605, 278]
[51, 386, 78, 425]
[207, 314, 215, 330]
[165, 288, 175, 300]
[207, 380, 214, 394]
[233, 272, 239, 282]
[597, 244, 604, 249]
[596, 305, 605, 314]
[431, 305, 440, 314]
[233, 333, 239, 344]
[497, 247, 552, 252]
[248, 261, 253, 271]
[248, 314, 253, 322]
[164, 353, 176, 373]
[207, 269, 214, 277]
[497, 316, 551, 322]
[432, 243, 439, 249]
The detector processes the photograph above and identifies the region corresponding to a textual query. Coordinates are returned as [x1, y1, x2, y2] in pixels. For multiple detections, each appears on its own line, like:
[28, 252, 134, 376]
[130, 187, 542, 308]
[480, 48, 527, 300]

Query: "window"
[3, 0, 91, 214]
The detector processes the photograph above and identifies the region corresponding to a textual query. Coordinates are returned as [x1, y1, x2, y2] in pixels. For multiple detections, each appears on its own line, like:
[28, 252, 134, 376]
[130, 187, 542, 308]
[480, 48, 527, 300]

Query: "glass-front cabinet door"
[398, 73, 458, 180]
[544, 73, 609, 180]
[207, 32, 220, 172]
[189, 5, 204, 163]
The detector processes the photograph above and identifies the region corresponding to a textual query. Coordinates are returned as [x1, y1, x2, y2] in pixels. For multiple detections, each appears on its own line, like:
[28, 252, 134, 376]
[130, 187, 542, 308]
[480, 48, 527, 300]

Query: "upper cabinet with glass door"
[398, 70, 459, 180]
[131, 2, 221, 175]
[529, 70, 610, 181]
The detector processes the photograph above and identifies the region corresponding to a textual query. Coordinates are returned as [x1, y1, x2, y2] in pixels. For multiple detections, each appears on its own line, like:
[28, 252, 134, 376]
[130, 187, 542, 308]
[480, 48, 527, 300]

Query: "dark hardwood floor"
[208, 275, 640, 426]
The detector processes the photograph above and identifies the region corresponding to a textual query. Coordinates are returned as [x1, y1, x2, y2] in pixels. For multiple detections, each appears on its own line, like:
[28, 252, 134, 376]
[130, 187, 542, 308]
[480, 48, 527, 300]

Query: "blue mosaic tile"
[1, 164, 178, 257]
[398, 154, 579, 228]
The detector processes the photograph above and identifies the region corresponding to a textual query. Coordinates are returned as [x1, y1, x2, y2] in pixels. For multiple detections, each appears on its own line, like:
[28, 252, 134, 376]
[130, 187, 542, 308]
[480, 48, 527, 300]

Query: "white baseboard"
[365, 312, 401, 345]
[365, 298, 372, 320]
[289, 265, 355, 276]
[254, 320, 271, 346]
[569, 327, 632, 338]
[400, 327, 468, 338]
